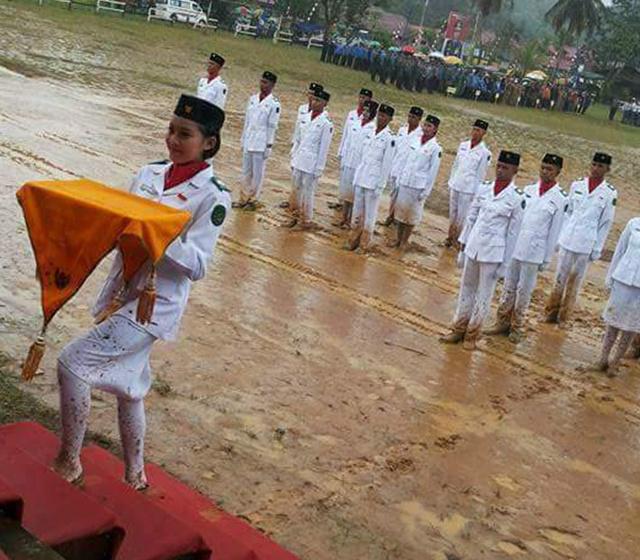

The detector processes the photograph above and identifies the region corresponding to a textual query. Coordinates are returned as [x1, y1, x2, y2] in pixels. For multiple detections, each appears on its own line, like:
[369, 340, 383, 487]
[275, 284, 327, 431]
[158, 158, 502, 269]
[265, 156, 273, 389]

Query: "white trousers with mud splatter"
[293, 169, 318, 223]
[453, 256, 501, 336]
[547, 249, 590, 319]
[497, 259, 540, 327]
[351, 186, 382, 235]
[241, 150, 267, 201]
[449, 189, 475, 233]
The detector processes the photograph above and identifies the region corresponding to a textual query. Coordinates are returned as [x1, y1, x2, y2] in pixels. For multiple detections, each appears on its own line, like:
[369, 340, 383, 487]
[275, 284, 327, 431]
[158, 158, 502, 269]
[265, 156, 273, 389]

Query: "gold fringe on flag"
[94, 286, 127, 325]
[135, 267, 156, 326]
[22, 326, 47, 382]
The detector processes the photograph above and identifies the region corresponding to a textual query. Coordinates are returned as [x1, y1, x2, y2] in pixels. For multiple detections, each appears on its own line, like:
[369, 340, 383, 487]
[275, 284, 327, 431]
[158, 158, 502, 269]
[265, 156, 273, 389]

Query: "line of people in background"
[195, 52, 637, 378]
[609, 97, 640, 126]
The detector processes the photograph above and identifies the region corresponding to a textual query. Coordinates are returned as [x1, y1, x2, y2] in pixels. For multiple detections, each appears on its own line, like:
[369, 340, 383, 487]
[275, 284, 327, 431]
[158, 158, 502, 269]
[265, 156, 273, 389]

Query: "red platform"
[0, 422, 298, 560]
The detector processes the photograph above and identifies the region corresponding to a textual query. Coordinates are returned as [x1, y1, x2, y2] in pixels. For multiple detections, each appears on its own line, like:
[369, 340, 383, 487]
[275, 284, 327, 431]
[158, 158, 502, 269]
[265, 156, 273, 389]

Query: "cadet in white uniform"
[392, 114, 442, 250]
[545, 152, 617, 324]
[598, 217, 640, 375]
[335, 99, 378, 227]
[485, 154, 566, 342]
[54, 95, 230, 489]
[348, 103, 396, 252]
[196, 52, 228, 110]
[383, 106, 424, 226]
[289, 89, 333, 229]
[237, 71, 281, 210]
[446, 119, 492, 247]
[283, 82, 323, 211]
[441, 151, 525, 350]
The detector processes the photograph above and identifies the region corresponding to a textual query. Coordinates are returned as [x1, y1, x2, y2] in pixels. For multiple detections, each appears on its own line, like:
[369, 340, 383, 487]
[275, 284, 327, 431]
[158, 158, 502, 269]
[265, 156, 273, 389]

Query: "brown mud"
[1, 3, 639, 559]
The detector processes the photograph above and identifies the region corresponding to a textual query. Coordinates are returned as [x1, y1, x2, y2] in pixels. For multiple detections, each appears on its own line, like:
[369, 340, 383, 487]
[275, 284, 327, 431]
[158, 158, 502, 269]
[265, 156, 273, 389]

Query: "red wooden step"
[0, 422, 210, 560]
[85, 446, 299, 560]
[0, 436, 123, 559]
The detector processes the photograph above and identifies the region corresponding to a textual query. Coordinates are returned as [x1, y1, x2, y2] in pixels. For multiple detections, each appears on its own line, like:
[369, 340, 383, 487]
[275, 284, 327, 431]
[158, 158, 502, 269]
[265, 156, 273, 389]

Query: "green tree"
[515, 38, 547, 74]
[545, 0, 604, 36]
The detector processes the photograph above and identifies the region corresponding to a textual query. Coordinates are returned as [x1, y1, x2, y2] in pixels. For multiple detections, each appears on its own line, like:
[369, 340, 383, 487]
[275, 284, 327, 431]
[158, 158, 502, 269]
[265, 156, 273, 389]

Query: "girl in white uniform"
[53, 95, 230, 489]
[598, 217, 640, 375]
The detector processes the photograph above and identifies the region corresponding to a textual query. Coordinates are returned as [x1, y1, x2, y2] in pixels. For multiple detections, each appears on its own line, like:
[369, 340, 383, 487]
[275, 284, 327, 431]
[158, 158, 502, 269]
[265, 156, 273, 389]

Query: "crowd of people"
[610, 98, 640, 126]
[321, 43, 597, 114]
[49, 50, 637, 495]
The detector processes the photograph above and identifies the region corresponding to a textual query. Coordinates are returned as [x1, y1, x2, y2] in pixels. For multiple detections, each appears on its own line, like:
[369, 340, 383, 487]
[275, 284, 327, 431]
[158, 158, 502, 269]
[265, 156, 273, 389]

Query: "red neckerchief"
[207, 72, 218, 84]
[164, 161, 209, 191]
[259, 91, 270, 102]
[470, 140, 480, 149]
[311, 110, 322, 120]
[539, 180, 556, 196]
[356, 106, 364, 117]
[494, 179, 511, 196]
[421, 133, 431, 145]
[588, 177, 604, 193]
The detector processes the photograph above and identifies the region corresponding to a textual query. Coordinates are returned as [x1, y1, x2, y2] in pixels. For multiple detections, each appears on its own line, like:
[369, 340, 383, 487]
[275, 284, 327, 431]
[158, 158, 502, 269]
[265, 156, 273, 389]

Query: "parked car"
[149, 0, 208, 26]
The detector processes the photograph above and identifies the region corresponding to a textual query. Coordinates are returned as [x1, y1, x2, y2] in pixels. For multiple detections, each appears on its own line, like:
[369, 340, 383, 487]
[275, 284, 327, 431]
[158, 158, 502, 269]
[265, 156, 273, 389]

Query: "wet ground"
[1, 2, 640, 559]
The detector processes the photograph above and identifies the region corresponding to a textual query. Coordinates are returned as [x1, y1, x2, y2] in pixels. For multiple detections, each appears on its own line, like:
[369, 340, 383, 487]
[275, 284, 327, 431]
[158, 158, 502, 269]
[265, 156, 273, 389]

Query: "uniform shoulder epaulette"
[148, 159, 169, 165]
[607, 183, 616, 191]
[560, 188, 568, 197]
[211, 175, 230, 193]
[515, 187, 524, 195]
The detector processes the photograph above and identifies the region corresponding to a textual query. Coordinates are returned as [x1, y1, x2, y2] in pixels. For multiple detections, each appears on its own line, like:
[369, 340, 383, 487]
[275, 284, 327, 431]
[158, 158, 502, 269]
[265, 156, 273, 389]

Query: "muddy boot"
[508, 310, 526, 343]
[440, 329, 465, 344]
[484, 305, 512, 336]
[383, 213, 395, 227]
[627, 335, 640, 359]
[358, 230, 373, 253]
[347, 229, 362, 251]
[544, 287, 563, 323]
[444, 223, 457, 248]
[462, 333, 478, 351]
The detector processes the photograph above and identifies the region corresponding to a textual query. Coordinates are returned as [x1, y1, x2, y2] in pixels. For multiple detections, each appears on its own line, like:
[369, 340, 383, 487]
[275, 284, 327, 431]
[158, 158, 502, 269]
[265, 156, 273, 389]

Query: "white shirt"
[607, 217, 640, 288]
[342, 120, 376, 170]
[448, 140, 492, 195]
[94, 163, 230, 341]
[353, 126, 395, 191]
[558, 178, 617, 259]
[241, 92, 281, 152]
[460, 180, 525, 264]
[397, 136, 442, 199]
[197, 75, 228, 109]
[513, 182, 567, 265]
[291, 111, 334, 177]
[390, 124, 423, 180]
[292, 102, 311, 148]
[338, 108, 362, 159]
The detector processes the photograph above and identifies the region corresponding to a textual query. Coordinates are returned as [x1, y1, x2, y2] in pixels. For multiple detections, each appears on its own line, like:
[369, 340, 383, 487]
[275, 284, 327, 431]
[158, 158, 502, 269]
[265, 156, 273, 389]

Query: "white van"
[149, 0, 208, 27]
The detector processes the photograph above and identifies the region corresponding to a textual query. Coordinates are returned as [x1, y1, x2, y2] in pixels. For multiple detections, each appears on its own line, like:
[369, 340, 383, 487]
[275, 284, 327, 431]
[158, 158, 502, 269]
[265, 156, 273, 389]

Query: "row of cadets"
[347, 103, 396, 252]
[445, 119, 493, 248]
[236, 71, 281, 210]
[336, 88, 375, 226]
[383, 106, 425, 227]
[288, 89, 334, 230]
[196, 52, 228, 110]
[389, 113, 443, 251]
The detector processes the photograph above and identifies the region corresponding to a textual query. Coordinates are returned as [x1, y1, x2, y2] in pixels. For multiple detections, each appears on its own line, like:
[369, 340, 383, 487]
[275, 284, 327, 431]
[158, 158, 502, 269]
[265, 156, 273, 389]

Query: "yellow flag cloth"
[17, 179, 191, 326]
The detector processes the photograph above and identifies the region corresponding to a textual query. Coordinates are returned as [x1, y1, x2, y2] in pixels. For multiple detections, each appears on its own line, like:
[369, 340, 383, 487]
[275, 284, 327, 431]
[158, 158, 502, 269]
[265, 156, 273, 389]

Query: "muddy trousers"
[351, 186, 382, 236]
[453, 257, 501, 339]
[496, 259, 539, 330]
[241, 150, 267, 202]
[599, 327, 635, 370]
[546, 249, 590, 322]
[57, 361, 146, 483]
[293, 169, 319, 224]
[449, 190, 474, 241]
[386, 177, 399, 218]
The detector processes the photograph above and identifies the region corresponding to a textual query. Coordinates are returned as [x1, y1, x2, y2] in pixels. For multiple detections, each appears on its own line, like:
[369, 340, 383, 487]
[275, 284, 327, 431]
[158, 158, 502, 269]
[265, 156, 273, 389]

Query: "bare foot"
[53, 453, 83, 484]
[125, 470, 149, 491]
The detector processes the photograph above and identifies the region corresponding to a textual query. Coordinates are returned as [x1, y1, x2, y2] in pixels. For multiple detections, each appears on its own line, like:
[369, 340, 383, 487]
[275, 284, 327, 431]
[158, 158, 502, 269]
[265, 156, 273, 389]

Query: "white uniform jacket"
[241, 92, 281, 153]
[291, 111, 334, 177]
[390, 125, 423, 180]
[397, 136, 442, 199]
[606, 217, 640, 288]
[196, 76, 228, 110]
[558, 178, 617, 259]
[292, 103, 310, 148]
[512, 182, 567, 265]
[460, 180, 525, 264]
[93, 163, 231, 341]
[448, 140, 492, 195]
[342, 120, 375, 170]
[338, 108, 362, 159]
[353, 126, 395, 191]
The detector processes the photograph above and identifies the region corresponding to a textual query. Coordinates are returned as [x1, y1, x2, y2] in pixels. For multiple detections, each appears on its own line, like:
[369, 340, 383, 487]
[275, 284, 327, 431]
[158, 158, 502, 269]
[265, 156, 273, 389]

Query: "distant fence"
[95, 0, 125, 15]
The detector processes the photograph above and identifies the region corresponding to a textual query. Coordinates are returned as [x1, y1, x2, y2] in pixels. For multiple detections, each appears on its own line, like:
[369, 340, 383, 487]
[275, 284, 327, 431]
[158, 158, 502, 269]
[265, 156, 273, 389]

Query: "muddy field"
[1, 2, 640, 559]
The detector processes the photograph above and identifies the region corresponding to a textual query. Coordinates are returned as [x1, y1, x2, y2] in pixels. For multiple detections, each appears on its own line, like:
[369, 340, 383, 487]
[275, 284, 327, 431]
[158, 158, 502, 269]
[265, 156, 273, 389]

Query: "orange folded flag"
[16, 179, 191, 380]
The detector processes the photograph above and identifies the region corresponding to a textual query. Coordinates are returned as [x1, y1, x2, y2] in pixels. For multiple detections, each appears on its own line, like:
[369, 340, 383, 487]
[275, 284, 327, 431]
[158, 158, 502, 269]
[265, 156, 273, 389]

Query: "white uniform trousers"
[351, 186, 381, 235]
[387, 177, 399, 217]
[453, 256, 501, 337]
[395, 186, 425, 226]
[496, 259, 539, 328]
[546, 249, 590, 320]
[241, 150, 267, 201]
[338, 166, 357, 203]
[293, 169, 318, 223]
[449, 189, 475, 232]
